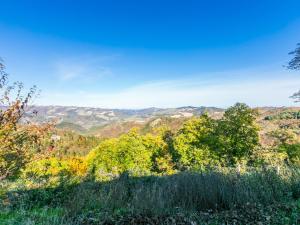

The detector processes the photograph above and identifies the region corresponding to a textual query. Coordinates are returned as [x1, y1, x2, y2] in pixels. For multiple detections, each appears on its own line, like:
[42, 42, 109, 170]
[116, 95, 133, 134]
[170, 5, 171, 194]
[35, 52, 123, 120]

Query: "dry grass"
[2, 168, 300, 224]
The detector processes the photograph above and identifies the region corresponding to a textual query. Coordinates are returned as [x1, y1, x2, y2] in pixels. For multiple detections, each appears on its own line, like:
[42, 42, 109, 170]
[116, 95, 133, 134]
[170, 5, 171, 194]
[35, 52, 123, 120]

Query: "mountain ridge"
[18, 105, 300, 138]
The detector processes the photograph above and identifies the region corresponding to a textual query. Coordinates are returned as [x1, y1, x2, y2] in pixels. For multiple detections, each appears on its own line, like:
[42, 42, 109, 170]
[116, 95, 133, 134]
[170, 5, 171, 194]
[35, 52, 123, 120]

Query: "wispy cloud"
[54, 56, 113, 81]
[39, 70, 300, 109]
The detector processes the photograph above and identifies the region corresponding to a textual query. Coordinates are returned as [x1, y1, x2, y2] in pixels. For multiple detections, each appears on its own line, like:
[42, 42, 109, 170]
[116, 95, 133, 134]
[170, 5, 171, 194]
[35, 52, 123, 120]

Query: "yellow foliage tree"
[0, 60, 52, 180]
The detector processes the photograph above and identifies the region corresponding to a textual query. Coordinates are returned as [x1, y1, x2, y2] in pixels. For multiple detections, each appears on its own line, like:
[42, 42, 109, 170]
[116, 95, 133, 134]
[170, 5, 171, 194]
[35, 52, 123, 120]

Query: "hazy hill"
[23, 105, 223, 133]
[21, 105, 300, 140]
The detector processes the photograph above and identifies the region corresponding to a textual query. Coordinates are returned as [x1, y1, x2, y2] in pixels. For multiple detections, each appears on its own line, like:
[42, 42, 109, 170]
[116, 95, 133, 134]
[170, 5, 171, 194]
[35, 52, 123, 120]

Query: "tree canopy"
[287, 43, 300, 71]
[287, 43, 300, 101]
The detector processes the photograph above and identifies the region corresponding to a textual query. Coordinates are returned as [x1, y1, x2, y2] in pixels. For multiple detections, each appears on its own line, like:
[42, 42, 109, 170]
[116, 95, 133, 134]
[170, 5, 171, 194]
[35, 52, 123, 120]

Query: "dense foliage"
[83, 103, 261, 180]
[87, 129, 152, 180]
[52, 130, 101, 157]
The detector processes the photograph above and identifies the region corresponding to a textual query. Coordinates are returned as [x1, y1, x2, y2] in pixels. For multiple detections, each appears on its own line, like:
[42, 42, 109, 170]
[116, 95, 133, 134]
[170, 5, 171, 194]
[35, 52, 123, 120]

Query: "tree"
[287, 43, 300, 71]
[173, 114, 219, 170]
[287, 43, 300, 101]
[290, 91, 300, 102]
[87, 129, 153, 180]
[143, 128, 176, 174]
[172, 104, 260, 168]
[215, 103, 259, 164]
[0, 59, 51, 180]
[270, 129, 300, 166]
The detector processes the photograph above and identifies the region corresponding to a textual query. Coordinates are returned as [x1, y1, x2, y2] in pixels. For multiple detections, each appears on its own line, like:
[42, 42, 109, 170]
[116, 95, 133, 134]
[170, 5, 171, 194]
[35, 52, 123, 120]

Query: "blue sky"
[0, 0, 300, 108]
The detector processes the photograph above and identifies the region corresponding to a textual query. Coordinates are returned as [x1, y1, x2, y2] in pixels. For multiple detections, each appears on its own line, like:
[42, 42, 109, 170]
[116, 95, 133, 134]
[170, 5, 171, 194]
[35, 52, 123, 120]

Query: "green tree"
[215, 103, 259, 164]
[270, 129, 300, 166]
[278, 143, 300, 166]
[87, 129, 152, 180]
[143, 128, 176, 174]
[173, 114, 218, 170]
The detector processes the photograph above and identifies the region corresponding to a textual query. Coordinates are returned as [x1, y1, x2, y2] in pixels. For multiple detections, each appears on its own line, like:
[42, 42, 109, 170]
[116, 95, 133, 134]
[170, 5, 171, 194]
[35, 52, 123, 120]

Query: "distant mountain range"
[23, 105, 224, 135]
[21, 105, 300, 139]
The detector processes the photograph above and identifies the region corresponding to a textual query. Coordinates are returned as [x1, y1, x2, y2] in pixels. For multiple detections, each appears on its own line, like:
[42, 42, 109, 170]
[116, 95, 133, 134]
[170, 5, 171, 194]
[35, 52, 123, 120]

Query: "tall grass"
[2, 167, 300, 224]
[63, 168, 300, 216]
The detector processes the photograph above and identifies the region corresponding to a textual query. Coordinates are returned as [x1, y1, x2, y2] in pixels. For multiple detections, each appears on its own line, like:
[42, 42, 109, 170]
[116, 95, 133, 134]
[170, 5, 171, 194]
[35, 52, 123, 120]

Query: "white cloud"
[38, 71, 300, 109]
[54, 56, 113, 81]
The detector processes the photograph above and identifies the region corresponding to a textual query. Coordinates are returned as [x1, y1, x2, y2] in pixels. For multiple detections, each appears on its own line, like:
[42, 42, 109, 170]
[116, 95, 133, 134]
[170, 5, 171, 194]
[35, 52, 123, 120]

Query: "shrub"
[278, 143, 300, 166]
[0, 60, 52, 180]
[21, 157, 87, 187]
